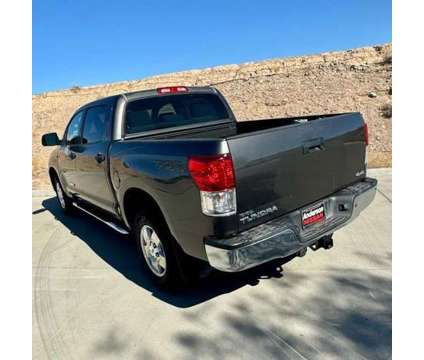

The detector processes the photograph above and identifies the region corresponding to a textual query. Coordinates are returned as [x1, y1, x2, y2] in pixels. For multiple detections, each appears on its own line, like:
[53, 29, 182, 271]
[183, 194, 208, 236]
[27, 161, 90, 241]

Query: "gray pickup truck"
[42, 86, 377, 287]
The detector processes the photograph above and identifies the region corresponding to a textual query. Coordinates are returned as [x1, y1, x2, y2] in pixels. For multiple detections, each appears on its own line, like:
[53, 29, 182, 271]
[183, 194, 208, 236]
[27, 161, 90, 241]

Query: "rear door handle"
[303, 138, 325, 154]
[95, 153, 106, 163]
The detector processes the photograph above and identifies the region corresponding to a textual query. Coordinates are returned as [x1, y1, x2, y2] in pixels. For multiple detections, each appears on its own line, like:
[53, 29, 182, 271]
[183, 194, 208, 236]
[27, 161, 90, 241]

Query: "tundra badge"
[239, 205, 279, 224]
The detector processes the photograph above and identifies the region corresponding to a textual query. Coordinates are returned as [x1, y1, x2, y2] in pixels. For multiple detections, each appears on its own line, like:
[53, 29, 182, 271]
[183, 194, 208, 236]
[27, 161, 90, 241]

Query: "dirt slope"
[33, 43, 391, 189]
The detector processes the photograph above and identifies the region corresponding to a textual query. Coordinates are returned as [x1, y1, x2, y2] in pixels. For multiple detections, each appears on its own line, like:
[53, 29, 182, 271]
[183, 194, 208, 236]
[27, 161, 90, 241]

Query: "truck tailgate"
[227, 113, 367, 232]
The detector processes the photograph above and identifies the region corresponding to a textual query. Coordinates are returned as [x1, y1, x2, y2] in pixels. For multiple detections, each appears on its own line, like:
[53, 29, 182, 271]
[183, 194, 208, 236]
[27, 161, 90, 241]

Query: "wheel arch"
[121, 187, 170, 232]
[48, 167, 59, 188]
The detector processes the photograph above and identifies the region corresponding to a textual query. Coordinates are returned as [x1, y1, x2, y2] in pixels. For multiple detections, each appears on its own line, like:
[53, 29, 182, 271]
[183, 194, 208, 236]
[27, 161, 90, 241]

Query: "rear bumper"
[205, 177, 377, 272]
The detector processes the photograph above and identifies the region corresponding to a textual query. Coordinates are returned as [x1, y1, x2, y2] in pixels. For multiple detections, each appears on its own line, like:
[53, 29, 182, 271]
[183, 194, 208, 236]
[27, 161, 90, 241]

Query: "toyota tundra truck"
[42, 86, 377, 287]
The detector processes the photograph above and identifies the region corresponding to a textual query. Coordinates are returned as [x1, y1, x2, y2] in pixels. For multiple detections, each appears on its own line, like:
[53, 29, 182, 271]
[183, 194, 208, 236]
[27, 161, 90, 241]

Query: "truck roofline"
[123, 86, 218, 102]
[71, 86, 219, 117]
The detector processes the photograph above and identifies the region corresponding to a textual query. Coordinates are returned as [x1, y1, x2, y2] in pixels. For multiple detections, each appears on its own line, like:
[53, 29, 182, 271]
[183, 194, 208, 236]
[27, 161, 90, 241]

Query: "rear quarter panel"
[109, 138, 238, 260]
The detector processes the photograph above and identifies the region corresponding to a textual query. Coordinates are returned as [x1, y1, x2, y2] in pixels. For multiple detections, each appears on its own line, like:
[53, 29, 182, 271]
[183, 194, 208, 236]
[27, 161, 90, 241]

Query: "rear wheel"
[54, 177, 74, 214]
[133, 214, 183, 288]
[132, 213, 207, 288]
[140, 224, 168, 278]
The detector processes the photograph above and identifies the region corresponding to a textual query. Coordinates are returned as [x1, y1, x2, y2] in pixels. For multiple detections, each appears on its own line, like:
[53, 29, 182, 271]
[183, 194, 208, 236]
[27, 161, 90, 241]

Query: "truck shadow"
[40, 197, 290, 308]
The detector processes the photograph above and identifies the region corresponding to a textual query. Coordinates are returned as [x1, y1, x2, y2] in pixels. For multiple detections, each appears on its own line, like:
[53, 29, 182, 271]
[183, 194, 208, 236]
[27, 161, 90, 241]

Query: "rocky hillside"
[33, 43, 391, 189]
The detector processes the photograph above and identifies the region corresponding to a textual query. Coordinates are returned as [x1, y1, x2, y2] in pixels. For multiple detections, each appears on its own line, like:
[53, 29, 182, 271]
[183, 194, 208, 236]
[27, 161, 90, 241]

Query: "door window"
[82, 106, 109, 144]
[66, 111, 84, 145]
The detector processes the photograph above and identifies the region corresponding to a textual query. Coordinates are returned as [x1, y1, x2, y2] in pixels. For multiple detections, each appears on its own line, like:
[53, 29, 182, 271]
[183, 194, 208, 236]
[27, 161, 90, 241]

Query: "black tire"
[54, 177, 74, 214]
[132, 213, 195, 288]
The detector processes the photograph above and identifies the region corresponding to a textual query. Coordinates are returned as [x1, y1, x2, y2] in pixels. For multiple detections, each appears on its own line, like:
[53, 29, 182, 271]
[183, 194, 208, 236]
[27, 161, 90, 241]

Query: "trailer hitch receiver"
[310, 234, 334, 251]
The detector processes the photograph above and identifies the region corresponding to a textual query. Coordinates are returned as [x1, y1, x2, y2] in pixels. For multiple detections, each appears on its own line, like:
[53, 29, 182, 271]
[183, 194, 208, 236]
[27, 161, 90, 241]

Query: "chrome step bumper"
[205, 178, 377, 272]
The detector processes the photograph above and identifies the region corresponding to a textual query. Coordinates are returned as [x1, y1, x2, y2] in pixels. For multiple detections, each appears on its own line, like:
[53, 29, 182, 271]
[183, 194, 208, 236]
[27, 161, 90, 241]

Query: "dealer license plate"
[302, 203, 325, 228]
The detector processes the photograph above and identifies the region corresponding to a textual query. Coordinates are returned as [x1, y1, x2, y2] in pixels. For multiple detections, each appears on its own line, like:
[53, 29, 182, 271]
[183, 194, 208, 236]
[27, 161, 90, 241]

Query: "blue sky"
[33, 0, 391, 94]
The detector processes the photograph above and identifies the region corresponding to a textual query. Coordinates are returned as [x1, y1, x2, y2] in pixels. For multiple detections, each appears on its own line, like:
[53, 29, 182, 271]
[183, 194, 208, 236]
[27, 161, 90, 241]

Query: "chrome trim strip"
[112, 95, 127, 140]
[73, 203, 129, 235]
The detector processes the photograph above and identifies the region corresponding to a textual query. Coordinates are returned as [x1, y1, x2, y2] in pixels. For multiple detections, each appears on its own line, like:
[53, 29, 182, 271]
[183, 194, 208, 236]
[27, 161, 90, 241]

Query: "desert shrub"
[70, 85, 81, 93]
[382, 55, 392, 65]
[380, 104, 392, 118]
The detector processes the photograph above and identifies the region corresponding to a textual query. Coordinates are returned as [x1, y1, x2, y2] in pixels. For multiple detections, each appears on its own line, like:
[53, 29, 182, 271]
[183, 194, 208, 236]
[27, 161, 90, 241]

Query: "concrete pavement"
[32, 168, 392, 360]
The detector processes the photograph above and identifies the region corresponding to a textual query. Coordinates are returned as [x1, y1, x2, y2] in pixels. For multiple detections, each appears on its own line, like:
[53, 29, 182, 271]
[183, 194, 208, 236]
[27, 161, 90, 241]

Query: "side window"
[66, 111, 84, 145]
[82, 106, 109, 144]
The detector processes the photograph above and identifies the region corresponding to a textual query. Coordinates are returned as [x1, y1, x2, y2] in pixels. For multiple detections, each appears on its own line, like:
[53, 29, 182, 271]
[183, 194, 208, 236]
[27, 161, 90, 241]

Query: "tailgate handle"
[303, 138, 325, 154]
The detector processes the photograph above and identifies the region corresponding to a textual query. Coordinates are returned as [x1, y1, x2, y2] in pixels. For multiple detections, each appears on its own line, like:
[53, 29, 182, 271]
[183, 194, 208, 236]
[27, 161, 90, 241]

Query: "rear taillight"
[364, 123, 369, 146]
[364, 123, 369, 170]
[188, 154, 236, 216]
[157, 86, 188, 94]
[188, 154, 235, 191]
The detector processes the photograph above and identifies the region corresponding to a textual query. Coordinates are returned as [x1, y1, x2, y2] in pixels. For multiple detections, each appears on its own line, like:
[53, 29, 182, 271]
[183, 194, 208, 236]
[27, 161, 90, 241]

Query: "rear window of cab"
[125, 93, 229, 135]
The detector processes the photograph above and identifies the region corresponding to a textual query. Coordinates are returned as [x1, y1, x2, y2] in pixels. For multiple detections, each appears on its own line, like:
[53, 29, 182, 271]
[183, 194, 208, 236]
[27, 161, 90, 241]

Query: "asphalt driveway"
[32, 168, 392, 360]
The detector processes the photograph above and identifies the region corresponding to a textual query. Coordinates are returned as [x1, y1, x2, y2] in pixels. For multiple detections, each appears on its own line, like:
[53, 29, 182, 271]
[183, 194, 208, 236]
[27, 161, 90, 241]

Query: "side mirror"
[41, 132, 61, 146]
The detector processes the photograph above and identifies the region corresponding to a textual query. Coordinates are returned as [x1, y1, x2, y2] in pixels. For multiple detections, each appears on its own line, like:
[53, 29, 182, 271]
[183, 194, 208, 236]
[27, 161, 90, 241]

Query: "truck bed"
[124, 111, 367, 233]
